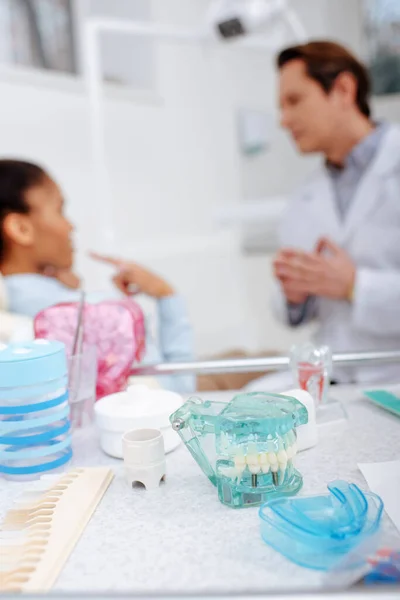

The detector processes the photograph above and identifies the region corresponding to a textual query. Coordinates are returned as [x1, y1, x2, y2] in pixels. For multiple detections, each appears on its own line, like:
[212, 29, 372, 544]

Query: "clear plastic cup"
[68, 345, 97, 429]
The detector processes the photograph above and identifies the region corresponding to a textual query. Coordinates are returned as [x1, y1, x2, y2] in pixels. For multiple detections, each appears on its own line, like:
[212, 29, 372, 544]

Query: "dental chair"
[0, 274, 33, 344]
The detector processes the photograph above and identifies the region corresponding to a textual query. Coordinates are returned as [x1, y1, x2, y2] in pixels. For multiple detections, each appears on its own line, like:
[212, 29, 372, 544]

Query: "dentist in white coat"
[272, 41, 400, 385]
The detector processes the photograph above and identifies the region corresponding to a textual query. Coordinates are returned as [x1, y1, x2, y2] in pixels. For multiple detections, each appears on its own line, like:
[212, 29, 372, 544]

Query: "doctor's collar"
[325, 121, 388, 174]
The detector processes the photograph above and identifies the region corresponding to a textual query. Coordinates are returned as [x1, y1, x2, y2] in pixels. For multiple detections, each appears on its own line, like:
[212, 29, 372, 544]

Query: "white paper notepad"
[359, 459, 400, 533]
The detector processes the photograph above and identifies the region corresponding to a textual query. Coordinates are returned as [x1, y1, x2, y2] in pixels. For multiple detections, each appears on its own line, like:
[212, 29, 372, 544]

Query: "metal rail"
[130, 350, 400, 377]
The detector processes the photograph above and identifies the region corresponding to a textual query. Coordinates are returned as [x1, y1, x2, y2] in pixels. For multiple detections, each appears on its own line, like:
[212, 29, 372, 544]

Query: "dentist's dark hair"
[0, 159, 47, 261]
[277, 40, 371, 118]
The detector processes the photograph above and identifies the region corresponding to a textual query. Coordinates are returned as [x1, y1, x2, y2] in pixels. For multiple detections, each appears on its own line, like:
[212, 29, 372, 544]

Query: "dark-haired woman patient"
[0, 159, 194, 393]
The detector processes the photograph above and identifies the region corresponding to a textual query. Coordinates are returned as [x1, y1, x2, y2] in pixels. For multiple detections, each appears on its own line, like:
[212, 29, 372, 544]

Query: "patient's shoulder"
[5, 273, 68, 292]
[3, 273, 79, 318]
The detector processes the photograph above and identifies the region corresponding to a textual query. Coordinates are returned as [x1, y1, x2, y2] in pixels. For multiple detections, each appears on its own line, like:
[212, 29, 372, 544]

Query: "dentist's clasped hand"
[273, 238, 356, 303]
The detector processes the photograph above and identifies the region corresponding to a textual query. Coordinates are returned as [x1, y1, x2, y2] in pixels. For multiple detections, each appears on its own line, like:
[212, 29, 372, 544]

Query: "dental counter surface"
[1, 386, 400, 595]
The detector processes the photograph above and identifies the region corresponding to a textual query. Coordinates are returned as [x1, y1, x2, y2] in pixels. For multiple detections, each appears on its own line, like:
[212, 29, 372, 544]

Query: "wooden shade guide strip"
[0, 467, 114, 593]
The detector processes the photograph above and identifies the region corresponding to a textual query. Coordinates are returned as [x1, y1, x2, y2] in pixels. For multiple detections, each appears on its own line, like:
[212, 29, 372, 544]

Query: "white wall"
[0, 0, 398, 358]
[0, 0, 257, 355]
[84, 0, 155, 89]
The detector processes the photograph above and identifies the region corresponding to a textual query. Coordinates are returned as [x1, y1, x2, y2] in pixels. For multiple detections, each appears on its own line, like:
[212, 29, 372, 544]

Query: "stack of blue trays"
[0, 340, 72, 479]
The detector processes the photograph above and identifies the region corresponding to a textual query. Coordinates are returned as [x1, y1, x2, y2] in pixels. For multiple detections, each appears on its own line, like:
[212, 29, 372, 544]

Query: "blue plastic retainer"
[259, 480, 384, 571]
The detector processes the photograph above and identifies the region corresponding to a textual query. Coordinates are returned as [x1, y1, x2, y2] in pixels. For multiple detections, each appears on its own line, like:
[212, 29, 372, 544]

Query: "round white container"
[283, 388, 318, 451]
[94, 384, 183, 458]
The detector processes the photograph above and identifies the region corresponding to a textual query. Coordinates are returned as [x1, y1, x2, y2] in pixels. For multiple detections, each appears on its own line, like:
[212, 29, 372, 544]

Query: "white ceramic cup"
[122, 428, 166, 490]
[122, 428, 165, 466]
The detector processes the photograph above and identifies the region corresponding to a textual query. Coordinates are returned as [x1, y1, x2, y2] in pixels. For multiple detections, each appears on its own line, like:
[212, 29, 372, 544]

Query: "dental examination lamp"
[207, 0, 307, 42]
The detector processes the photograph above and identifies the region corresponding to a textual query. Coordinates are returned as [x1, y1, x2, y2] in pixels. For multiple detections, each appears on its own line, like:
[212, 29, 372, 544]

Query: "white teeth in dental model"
[258, 453, 270, 473]
[246, 453, 261, 475]
[279, 462, 287, 474]
[277, 450, 287, 463]
[246, 453, 259, 466]
[219, 466, 237, 478]
[249, 464, 261, 475]
[233, 456, 246, 479]
[226, 445, 296, 480]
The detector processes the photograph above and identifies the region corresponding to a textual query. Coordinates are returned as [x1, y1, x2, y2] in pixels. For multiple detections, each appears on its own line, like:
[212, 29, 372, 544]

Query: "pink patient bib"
[34, 299, 146, 399]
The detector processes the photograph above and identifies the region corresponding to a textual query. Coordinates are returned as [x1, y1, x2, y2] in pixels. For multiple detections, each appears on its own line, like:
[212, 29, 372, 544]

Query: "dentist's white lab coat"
[274, 124, 400, 385]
